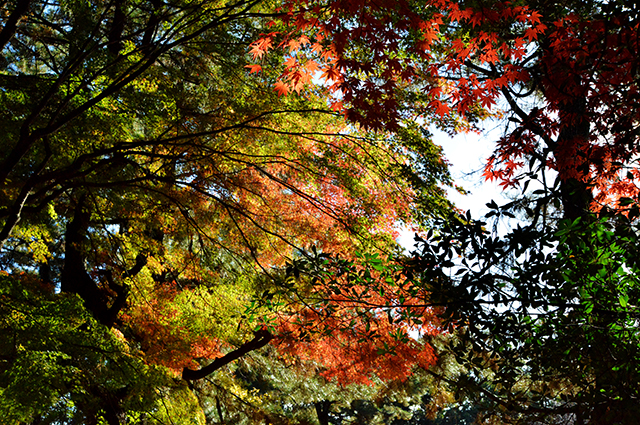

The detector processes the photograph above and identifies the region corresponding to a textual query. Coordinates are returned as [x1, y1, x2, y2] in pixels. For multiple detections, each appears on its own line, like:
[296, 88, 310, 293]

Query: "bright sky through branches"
[397, 126, 508, 250]
[437, 128, 507, 218]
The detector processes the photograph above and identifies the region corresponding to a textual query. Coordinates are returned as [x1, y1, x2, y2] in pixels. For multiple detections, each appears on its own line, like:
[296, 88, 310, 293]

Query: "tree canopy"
[254, 0, 640, 423]
[2, 0, 640, 423]
[0, 0, 451, 423]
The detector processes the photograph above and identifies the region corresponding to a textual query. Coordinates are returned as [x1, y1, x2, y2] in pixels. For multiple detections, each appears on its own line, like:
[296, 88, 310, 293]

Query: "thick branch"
[0, 0, 31, 51]
[107, 0, 126, 55]
[61, 197, 143, 327]
[315, 401, 333, 425]
[182, 329, 273, 381]
[0, 140, 51, 249]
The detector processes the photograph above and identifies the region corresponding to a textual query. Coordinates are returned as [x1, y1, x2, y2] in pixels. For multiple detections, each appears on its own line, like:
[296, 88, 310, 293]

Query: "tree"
[400, 212, 640, 424]
[0, 0, 454, 422]
[13, 0, 640, 421]
[256, 0, 639, 211]
[415, 2, 640, 422]
[254, 0, 640, 423]
[188, 340, 472, 425]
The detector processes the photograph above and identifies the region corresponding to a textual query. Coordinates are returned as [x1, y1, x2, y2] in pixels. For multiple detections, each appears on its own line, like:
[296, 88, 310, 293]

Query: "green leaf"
[619, 294, 629, 308]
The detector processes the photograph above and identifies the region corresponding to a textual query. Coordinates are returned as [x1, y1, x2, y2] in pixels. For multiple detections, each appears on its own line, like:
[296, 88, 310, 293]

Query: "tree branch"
[182, 329, 273, 381]
[0, 0, 31, 51]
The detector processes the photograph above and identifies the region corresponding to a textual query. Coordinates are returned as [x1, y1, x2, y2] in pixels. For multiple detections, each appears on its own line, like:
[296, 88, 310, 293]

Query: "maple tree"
[255, 0, 639, 212]
[249, 0, 640, 423]
[188, 343, 452, 425]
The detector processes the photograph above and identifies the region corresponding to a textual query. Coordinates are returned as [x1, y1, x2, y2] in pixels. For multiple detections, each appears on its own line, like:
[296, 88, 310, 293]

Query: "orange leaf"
[244, 64, 262, 73]
[249, 37, 273, 60]
[284, 56, 298, 69]
[274, 80, 289, 96]
[304, 60, 320, 74]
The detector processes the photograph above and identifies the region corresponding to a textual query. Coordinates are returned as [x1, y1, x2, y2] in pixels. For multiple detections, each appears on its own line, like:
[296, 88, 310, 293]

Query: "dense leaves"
[255, 0, 640, 212]
[249, 0, 640, 423]
[4, 0, 640, 423]
[250, 0, 546, 131]
[0, 272, 173, 424]
[0, 0, 454, 422]
[402, 210, 640, 423]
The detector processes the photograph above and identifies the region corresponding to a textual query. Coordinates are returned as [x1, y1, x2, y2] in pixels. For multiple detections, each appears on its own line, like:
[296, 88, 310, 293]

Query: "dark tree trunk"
[61, 197, 112, 323]
[555, 98, 592, 221]
[314, 401, 333, 425]
[61, 196, 141, 327]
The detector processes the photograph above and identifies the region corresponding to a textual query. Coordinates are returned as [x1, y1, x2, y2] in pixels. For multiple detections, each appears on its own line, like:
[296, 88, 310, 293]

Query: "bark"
[141, 0, 161, 53]
[0, 139, 51, 249]
[215, 395, 224, 423]
[553, 96, 630, 424]
[100, 388, 128, 425]
[107, 0, 126, 55]
[555, 97, 592, 221]
[60, 197, 143, 327]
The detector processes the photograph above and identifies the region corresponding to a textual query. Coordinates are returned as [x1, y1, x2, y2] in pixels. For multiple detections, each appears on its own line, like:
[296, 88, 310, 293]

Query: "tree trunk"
[314, 401, 333, 425]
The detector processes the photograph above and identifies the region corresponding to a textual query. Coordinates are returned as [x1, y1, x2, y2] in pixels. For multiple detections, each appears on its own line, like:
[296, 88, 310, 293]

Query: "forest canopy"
[1, 0, 640, 424]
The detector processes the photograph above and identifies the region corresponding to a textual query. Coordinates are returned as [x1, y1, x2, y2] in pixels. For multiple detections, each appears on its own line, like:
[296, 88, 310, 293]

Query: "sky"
[436, 127, 507, 218]
[397, 124, 509, 250]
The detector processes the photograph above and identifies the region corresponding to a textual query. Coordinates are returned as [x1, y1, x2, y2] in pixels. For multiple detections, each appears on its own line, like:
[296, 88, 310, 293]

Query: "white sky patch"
[437, 127, 508, 218]
[397, 123, 510, 250]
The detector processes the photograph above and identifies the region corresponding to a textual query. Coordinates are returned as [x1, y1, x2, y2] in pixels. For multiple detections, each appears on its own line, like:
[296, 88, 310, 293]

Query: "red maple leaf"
[245, 64, 262, 73]
[274, 80, 290, 96]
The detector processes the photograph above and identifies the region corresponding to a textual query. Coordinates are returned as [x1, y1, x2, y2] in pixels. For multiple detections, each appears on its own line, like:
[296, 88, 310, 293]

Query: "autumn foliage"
[0, 0, 460, 421]
[4, 0, 640, 422]
[269, 252, 441, 385]
[251, 0, 640, 215]
[243, 2, 640, 421]
[249, 0, 546, 129]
